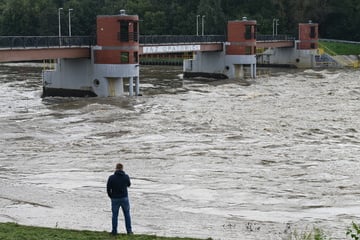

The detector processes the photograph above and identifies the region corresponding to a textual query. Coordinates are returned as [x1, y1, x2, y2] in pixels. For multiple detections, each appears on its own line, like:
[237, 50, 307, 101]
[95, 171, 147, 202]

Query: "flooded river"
[0, 63, 359, 239]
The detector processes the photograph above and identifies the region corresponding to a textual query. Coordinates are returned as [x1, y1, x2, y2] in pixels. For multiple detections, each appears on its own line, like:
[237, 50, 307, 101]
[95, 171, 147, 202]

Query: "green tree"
[0, 0, 359, 40]
[64, 0, 100, 35]
[0, 0, 38, 35]
[321, 0, 360, 40]
[35, 0, 58, 35]
[142, 10, 167, 35]
[101, 0, 127, 15]
[197, 0, 226, 34]
[162, 0, 198, 35]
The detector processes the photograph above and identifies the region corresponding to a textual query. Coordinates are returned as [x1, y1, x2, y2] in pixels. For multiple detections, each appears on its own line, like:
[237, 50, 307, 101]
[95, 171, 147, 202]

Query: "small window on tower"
[310, 26, 316, 38]
[133, 22, 138, 42]
[134, 52, 138, 63]
[121, 52, 129, 63]
[119, 21, 129, 42]
[245, 25, 252, 40]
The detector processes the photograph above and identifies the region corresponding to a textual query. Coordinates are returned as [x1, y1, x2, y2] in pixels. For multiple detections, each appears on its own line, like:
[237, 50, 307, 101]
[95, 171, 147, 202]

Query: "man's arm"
[106, 177, 112, 198]
[127, 175, 131, 187]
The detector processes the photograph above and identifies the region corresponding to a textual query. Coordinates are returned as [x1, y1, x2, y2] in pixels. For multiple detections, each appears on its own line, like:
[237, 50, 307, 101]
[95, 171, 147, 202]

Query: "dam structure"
[0, 11, 322, 97]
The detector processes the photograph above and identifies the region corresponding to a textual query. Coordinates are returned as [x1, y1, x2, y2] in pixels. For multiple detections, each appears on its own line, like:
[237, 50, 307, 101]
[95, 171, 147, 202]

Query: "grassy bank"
[319, 41, 360, 55]
[2, 222, 360, 240]
[0, 223, 209, 240]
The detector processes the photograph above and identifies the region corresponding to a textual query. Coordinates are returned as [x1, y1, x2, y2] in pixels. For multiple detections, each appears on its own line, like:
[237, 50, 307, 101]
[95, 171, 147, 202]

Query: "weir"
[257, 21, 320, 68]
[184, 17, 257, 79]
[43, 11, 140, 97]
[0, 11, 323, 97]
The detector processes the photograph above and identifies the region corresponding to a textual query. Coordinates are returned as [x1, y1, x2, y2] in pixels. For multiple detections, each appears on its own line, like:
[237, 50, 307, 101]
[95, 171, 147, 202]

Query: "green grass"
[319, 41, 360, 55]
[2, 222, 360, 240]
[0, 223, 209, 240]
[287, 227, 330, 240]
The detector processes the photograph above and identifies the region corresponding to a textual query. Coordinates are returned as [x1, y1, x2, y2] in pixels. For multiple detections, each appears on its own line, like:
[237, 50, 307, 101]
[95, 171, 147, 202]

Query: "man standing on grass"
[107, 163, 133, 235]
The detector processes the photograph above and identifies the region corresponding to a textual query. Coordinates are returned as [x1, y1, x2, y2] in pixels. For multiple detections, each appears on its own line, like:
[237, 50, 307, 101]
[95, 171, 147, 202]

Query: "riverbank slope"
[0, 223, 209, 240]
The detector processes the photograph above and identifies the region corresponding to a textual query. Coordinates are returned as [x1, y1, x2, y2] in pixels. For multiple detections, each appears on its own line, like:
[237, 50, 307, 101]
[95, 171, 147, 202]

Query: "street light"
[196, 15, 200, 36]
[272, 18, 279, 36]
[68, 8, 73, 36]
[202, 15, 206, 36]
[58, 8, 63, 45]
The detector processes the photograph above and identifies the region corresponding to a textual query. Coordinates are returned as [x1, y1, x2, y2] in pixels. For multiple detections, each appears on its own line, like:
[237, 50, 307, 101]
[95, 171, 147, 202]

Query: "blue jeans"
[111, 197, 132, 234]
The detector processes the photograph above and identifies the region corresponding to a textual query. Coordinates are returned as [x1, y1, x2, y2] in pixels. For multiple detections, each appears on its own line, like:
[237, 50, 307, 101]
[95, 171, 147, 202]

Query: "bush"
[347, 222, 360, 240]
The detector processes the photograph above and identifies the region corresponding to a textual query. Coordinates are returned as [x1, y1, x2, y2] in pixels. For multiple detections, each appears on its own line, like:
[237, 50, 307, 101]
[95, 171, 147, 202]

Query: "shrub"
[347, 222, 360, 240]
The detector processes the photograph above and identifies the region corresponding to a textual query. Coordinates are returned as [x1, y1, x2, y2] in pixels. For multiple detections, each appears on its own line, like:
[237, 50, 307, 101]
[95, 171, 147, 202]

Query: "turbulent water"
[0, 63, 359, 240]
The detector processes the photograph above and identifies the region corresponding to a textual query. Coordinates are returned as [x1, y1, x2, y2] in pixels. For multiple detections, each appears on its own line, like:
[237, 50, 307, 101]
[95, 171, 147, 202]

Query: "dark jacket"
[107, 170, 131, 199]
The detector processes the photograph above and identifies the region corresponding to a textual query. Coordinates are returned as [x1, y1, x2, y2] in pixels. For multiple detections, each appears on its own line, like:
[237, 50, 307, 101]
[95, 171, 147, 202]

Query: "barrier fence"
[0, 34, 296, 49]
[0, 36, 95, 49]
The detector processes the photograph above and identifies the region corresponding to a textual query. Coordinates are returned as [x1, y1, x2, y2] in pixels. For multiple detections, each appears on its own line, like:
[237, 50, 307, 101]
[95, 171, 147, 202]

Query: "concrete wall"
[261, 46, 317, 68]
[43, 52, 140, 97]
[225, 55, 256, 78]
[43, 58, 93, 91]
[184, 51, 225, 74]
[93, 63, 139, 97]
[93, 63, 139, 78]
[184, 49, 257, 79]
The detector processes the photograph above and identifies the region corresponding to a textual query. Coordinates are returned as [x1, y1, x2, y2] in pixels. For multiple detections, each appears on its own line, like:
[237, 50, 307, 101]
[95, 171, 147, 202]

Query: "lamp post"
[272, 18, 279, 37]
[196, 15, 200, 36]
[201, 15, 206, 36]
[68, 8, 73, 37]
[58, 8, 63, 45]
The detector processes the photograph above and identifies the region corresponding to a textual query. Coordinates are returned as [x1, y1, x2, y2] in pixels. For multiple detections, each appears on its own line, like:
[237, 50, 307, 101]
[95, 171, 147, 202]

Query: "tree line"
[0, 0, 359, 41]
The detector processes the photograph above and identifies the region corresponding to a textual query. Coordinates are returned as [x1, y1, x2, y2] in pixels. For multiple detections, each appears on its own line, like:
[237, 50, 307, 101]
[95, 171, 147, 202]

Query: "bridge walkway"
[0, 35, 295, 63]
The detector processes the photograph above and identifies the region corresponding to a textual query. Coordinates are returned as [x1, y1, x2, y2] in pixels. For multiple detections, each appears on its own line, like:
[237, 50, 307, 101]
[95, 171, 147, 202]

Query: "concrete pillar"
[129, 77, 134, 96]
[250, 64, 257, 78]
[240, 65, 244, 79]
[135, 77, 140, 96]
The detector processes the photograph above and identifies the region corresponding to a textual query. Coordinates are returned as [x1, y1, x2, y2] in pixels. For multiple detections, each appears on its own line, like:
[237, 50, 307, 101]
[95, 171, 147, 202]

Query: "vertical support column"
[253, 63, 257, 78]
[250, 65, 254, 78]
[135, 77, 140, 96]
[129, 77, 134, 96]
[240, 65, 244, 79]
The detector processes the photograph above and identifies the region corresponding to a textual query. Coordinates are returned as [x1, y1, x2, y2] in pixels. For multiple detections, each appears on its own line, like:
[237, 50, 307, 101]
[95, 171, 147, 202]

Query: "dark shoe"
[127, 232, 134, 235]
[110, 232, 118, 236]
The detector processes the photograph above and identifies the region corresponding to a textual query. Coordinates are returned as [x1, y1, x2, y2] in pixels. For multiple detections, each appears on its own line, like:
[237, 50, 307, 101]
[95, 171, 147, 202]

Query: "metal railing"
[0, 34, 296, 49]
[139, 35, 226, 44]
[0, 36, 95, 49]
[320, 38, 360, 45]
[257, 34, 295, 41]
[139, 34, 295, 44]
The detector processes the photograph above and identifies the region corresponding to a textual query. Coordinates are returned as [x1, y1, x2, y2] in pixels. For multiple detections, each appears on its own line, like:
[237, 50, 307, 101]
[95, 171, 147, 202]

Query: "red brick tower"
[93, 10, 140, 96]
[225, 17, 257, 78]
[95, 11, 139, 64]
[298, 21, 318, 50]
[226, 18, 257, 55]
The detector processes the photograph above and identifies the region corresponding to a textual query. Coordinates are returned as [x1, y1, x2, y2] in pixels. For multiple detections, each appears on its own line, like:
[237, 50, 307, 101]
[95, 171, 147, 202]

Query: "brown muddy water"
[0, 63, 359, 240]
